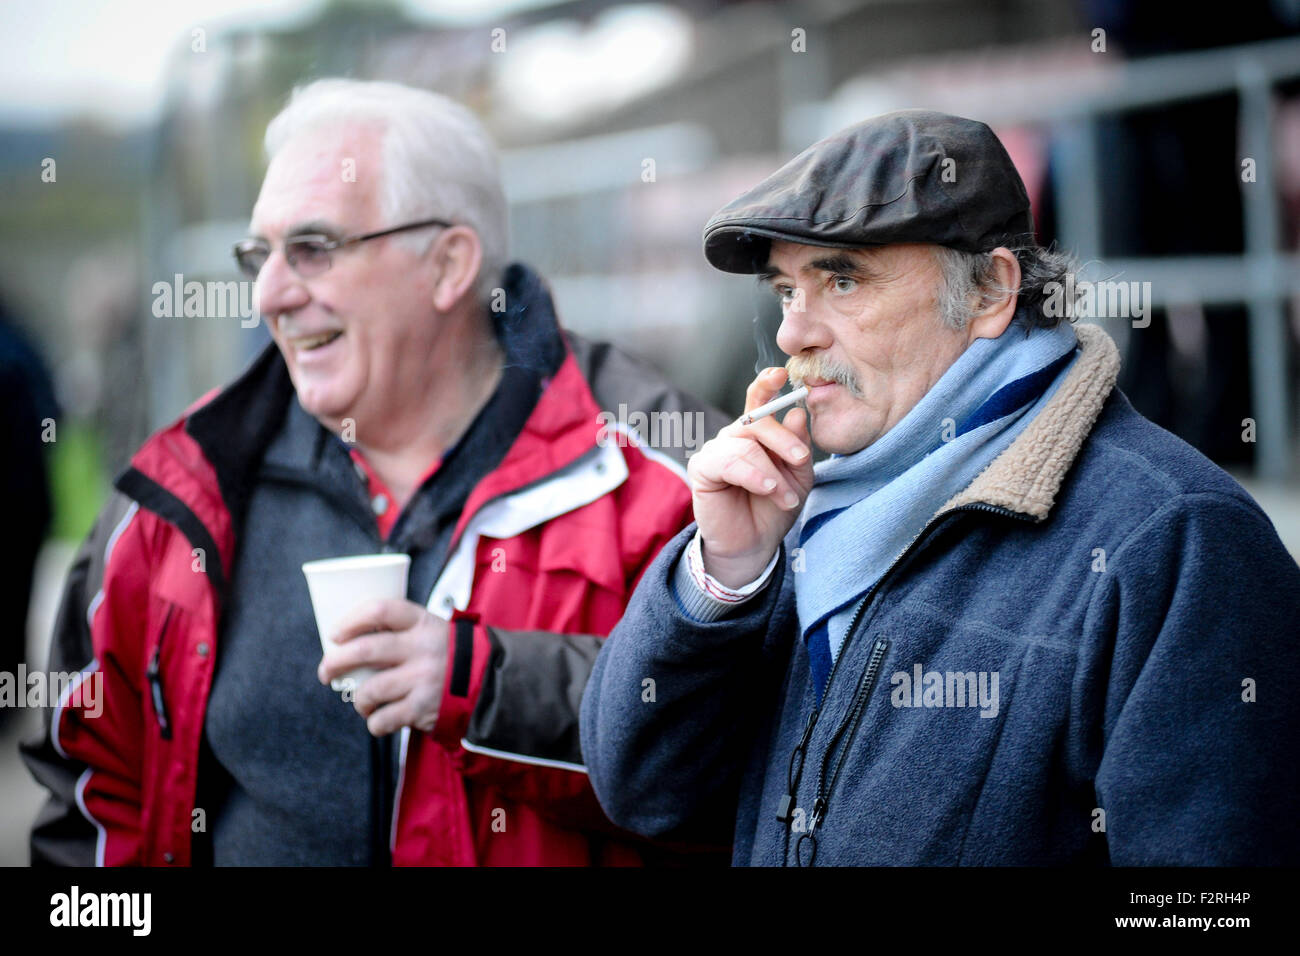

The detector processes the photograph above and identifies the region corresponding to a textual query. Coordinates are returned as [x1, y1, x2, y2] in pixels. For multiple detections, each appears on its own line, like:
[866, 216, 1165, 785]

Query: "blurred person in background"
[0, 293, 58, 737]
[22, 79, 728, 866]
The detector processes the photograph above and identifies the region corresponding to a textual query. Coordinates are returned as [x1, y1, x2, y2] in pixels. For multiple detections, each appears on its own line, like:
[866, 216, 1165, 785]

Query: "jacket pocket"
[146, 603, 175, 740]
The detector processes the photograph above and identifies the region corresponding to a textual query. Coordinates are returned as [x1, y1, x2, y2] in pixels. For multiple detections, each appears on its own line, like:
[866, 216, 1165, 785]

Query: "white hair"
[932, 243, 1079, 331]
[264, 78, 508, 304]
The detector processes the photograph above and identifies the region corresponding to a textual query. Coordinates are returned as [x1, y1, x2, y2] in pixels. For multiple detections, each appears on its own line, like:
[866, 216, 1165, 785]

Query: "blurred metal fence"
[823, 33, 1300, 479]
[140, 17, 1300, 476]
[1050, 35, 1300, 480]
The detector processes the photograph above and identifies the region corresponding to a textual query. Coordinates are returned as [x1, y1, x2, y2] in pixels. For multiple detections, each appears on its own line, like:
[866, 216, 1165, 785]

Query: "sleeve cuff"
[432, 613, 490, 752]
[671, 530, 779, 623]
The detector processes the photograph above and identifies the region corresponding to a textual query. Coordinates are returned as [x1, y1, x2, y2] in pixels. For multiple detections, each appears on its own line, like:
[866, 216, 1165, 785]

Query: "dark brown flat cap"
[703, 109, 1034, 274]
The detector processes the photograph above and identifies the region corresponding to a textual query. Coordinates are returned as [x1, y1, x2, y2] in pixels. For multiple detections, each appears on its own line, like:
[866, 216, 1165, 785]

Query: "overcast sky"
[0, 0, 565, 128]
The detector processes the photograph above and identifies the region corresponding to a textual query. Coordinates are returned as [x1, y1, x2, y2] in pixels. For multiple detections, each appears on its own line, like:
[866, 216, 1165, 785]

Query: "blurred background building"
[3, 0, 1300, 865]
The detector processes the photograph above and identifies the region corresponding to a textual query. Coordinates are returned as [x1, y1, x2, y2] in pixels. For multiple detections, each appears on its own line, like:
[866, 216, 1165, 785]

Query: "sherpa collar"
[938, 322, 1120, 521]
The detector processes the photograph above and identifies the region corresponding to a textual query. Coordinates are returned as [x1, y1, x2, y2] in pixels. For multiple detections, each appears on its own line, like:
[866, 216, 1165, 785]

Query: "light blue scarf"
[794, 316, 1079, 700]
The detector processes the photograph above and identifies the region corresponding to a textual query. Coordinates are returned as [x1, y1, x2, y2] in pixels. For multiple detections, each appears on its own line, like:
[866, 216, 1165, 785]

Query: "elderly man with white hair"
[23, 79, 727, 866]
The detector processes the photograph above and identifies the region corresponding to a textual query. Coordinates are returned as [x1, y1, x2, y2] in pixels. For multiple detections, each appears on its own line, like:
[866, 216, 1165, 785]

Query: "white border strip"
[51, 659, 100, 760]
[389, 726, 410, 853]
[607, 422, 689, 485]
[103, 502, 140, 572]
[58, 500, 139, 864]
[74, 767, 108, 867]
[459, 738, 588, 775]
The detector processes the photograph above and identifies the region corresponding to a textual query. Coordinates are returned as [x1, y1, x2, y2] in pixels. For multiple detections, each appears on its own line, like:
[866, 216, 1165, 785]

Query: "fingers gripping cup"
[302, 553, 411, 694]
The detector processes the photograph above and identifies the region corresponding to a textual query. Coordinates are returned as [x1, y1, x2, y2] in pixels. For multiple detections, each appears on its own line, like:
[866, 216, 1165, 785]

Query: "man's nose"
[775, 294, 830, 357]
[253, 247, 310, 322]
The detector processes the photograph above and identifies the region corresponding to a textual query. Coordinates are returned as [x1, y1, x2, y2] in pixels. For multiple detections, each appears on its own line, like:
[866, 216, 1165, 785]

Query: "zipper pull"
[147, 647, 172, 740]
[778, 708, 821, 824]
[809, 797, 826, 832]
[776, 794, 794, 824]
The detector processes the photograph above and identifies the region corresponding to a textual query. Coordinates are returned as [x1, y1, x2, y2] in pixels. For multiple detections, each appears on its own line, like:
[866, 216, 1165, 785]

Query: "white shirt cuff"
[672, 530, 779, 623]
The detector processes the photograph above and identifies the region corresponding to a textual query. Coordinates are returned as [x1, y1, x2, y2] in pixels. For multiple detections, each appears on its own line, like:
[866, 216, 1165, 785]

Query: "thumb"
[782, 407, 814, 479]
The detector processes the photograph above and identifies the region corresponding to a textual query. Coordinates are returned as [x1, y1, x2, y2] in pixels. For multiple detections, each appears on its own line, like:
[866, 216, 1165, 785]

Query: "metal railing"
[821, 33, 1300, 479]
[1050, 37, 1300, 480]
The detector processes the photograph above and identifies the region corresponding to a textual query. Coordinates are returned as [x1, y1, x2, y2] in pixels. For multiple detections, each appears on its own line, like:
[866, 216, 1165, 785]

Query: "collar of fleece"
[940, 321, 1121, 521]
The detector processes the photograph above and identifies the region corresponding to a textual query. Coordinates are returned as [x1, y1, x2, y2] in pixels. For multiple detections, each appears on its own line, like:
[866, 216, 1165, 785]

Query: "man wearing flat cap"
[581, 110, 1300, 865]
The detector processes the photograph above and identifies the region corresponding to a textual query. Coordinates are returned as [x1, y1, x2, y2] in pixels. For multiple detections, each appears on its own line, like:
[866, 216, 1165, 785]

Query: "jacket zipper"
[780, 501, 1032, 865]
[147, 604, 174, 740]
[810, 638, 890, 830]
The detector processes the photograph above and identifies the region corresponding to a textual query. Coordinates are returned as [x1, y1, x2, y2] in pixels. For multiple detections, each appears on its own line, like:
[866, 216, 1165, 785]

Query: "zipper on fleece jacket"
[778, 501, 1033, 866]
[794, 638, 889, 867]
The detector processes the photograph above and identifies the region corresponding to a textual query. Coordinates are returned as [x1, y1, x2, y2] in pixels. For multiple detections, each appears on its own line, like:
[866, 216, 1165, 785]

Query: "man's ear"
[429, 226, 484, 312]
[965, 247, 1021, 343]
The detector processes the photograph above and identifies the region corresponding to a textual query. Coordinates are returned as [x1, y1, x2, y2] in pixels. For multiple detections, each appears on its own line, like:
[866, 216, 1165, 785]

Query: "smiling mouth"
[293, 330, 343, 351]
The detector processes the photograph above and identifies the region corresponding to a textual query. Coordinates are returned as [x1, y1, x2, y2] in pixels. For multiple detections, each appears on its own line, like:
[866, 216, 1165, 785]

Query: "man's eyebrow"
[756, 249, 878, 285]
[247, 219, 343, 241]
[806, 251, 875, 275]
[286, 219, 343, 238]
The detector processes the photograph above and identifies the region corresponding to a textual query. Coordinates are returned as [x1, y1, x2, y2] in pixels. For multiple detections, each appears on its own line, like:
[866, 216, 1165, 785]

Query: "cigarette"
[740, 385, 810, 425]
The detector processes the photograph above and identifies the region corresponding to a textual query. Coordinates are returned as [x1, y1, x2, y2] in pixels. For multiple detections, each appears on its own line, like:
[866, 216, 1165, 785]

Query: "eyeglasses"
[232, 217, 454, 279]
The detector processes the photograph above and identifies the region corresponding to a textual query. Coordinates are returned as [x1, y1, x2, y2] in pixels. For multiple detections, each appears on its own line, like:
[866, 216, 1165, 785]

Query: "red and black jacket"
[22, 265, 730, 866]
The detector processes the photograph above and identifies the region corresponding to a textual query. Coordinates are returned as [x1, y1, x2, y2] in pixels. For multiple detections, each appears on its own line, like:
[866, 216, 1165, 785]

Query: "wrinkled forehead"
[249, 121, 385, 238]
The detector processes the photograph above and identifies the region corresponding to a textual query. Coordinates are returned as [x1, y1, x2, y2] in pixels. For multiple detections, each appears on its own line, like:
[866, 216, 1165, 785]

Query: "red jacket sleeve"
[427, 451, 696, 831]
[21, 492, 150, 866]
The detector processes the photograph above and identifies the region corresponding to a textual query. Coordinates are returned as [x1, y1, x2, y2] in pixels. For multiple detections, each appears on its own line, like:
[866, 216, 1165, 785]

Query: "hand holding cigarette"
[685, 367, 815, 589]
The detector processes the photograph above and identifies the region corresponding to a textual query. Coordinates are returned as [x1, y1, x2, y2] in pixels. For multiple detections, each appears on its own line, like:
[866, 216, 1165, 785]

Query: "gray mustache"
[785, 355, 863, 398]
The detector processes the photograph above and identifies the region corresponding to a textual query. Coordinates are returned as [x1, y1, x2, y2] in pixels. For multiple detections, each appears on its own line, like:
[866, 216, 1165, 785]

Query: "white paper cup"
[302, 553, 411, 694]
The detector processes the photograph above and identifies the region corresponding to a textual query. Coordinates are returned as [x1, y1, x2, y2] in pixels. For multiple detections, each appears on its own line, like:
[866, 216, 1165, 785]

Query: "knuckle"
[689, 443, 720, 478]
[741, 445, 770, 471]
[720, 458, 747, 484]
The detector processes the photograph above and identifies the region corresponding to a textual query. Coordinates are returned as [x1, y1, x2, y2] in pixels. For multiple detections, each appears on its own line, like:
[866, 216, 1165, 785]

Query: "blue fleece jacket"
[580, 325, 1300, 865]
